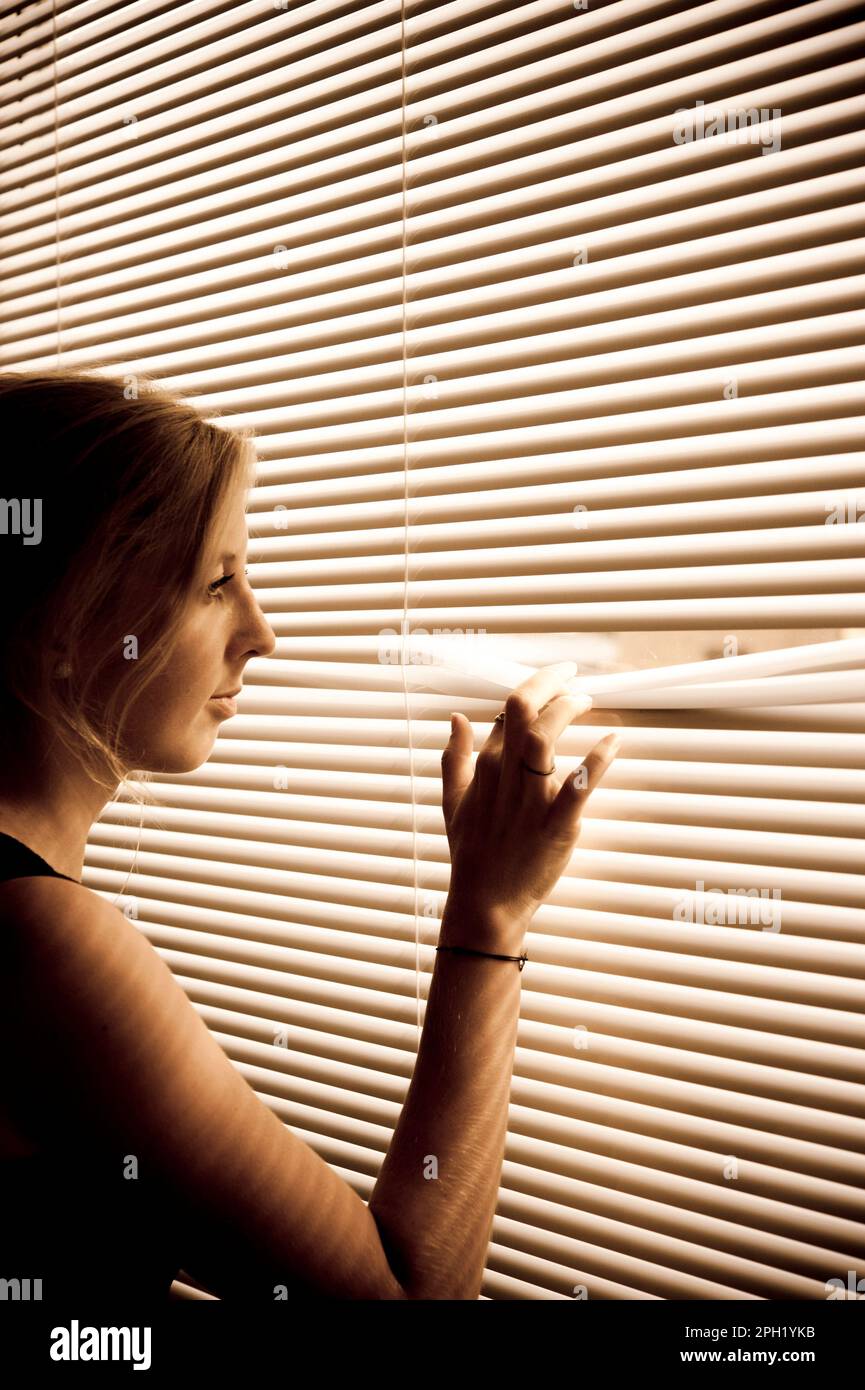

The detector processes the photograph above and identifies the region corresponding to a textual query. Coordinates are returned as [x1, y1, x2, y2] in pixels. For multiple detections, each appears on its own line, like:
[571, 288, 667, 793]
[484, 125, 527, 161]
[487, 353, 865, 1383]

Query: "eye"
[207, 567, 248, 600]
[207, 571, 235, 599]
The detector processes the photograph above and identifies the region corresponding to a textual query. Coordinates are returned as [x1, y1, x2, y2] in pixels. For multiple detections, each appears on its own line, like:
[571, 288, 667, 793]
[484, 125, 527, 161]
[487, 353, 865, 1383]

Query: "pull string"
[396, 0, 424, 1042]
[49, 1, 146, 905]
[50, 0, 62, 365]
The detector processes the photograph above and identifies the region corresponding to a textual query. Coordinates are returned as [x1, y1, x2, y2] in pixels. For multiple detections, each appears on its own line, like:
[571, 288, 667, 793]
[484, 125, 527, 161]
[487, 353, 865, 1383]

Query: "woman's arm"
[368, 904, 523, 1299]
[369, 667, 620, 1299]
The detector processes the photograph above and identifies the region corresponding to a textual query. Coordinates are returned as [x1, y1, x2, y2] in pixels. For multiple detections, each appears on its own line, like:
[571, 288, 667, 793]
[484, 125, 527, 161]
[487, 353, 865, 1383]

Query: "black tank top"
[0, 831, 185, 1303]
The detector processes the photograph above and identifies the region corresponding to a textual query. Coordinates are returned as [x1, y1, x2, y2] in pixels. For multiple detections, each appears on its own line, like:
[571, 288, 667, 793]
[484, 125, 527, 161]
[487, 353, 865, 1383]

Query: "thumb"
[441, 712, 474, 827]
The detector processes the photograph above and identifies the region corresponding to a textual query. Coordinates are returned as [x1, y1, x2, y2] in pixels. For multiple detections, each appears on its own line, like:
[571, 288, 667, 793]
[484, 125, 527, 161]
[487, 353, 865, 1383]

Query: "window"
[2, 0, 863, 1300]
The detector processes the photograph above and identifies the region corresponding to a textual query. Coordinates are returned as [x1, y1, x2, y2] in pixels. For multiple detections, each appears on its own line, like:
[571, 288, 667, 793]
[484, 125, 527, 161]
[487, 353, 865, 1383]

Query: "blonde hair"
[0, 367, 256, 806]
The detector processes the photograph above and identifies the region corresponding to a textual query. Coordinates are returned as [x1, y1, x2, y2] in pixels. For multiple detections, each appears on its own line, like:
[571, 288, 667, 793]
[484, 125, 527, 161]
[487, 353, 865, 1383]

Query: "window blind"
[2, 0, 864, 1302]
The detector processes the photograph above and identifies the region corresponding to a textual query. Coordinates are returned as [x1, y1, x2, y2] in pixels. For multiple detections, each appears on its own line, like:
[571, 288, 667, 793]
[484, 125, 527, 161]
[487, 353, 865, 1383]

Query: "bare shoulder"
[0, 873, 159, 986]
[0, 874, 408, 1300]
[0, 873, 215, 1141]
[0, 875, 188, 1072]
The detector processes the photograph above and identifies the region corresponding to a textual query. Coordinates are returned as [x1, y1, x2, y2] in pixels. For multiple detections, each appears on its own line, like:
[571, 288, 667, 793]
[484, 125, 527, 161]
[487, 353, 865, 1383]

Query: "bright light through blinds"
[1, 0, 864, 1302]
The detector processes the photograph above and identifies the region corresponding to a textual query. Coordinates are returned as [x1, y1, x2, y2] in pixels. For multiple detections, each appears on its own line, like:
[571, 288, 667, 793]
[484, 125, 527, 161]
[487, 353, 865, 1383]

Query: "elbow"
[388, 1268, 483, 1301]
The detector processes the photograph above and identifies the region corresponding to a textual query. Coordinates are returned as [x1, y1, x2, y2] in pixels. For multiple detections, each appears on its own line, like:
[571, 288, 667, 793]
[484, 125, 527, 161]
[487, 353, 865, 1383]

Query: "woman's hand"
[439, 661, 621, 952]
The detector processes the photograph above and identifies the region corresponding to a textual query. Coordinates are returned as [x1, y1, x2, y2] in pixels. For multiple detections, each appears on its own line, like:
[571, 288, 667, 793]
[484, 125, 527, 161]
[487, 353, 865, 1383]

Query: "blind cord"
[397, 1, 424, 1043]
[50, 0, 62, 367]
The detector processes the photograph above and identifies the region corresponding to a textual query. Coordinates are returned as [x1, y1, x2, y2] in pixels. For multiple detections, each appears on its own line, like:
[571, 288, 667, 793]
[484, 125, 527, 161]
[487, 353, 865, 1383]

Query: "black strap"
[0, 831, 81, 885]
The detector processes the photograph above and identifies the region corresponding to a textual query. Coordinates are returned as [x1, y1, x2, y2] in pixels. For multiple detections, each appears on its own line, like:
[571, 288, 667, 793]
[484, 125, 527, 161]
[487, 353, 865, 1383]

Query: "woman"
[0, 368, 620, 1302]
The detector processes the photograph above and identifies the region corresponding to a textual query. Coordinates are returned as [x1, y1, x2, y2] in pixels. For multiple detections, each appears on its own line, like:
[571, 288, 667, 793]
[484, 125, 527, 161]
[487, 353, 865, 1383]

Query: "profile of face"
[118, 479, 276, 775]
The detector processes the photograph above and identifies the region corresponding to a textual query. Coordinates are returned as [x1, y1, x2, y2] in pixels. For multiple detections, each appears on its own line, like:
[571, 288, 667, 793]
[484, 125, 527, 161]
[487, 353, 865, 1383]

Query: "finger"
[499, 691, 592, 806]
[528, 691, 594, 759]
[508, 661, 580, 719]
[500, 672, 590, 792]
[544, 732, 621, 841]
[478, 668, 581, 796]
[484, 663, 586, 803]
[483, 708, 507, 750]
[574, 731, 624, 803]
[482, 695, 552, 773]
[441, 711, 475, 827]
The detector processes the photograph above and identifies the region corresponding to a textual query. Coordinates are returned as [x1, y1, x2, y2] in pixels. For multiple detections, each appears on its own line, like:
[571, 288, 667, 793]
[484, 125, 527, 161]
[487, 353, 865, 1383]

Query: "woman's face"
[120, 481, 276, 774]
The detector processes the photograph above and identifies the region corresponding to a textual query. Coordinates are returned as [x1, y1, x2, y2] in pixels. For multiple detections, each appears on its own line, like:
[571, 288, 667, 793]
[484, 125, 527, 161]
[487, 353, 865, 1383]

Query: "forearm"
[367, 902, 524, 1300]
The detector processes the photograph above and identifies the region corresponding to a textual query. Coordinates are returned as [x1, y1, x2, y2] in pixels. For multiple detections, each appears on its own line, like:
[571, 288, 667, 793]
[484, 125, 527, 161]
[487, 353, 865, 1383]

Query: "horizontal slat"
[130, 913, 865, 1013]
[269, 1116, 760, 1297]
[229, 1064, 860, 1289]
[5, 86, 865, 317]
[0, 0, 226, 87]
[209, 717, 865, 763]
[246, 450, 865, 518]
[216, 1029, 865, 1258]
[0, 0, 53, 48]
[243, 419, 865, 488]
[211, 558, 865, 608]
[91, 857, 865, 948]
[5, 154, 864, 325]
[6, 9, 864, 264]
[197, 1000, 865, 1131]
[215, 1027, 865, 1153]
[183, 386, 865, 466]
[199, 738, 865, 792]
[82, 820, 865, 908]
[190, 344, 865, 438]
[0, 0, 835, 193]
[270, 478, 858, 558]
[179, 973, 865, 1102]
[260, 636, 865, 692]
[228, 1045, 865, 1200]
[8, 219, 865, 369]
[237, 1061, 865, 1217]
[100, 780, 865, 846]
[83, 828, 865, 928]
[1, 0, 398, 154]
[242, 597, 865, 633]
[153, 751, 865, 805]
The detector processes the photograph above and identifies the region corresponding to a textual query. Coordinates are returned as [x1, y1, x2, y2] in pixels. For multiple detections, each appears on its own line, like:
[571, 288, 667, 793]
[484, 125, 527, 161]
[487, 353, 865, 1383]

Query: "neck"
[0, 733, 119, 881]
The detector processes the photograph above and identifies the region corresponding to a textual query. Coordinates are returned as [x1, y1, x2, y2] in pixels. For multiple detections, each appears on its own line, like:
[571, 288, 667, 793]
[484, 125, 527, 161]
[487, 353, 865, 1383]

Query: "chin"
[138, 735, 219, 775]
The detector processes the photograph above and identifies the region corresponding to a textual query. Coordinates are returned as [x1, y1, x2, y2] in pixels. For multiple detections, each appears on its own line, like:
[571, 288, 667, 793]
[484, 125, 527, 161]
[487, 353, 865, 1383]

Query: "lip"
[207, 695, 237, 717]
[208, 687, 241, 718]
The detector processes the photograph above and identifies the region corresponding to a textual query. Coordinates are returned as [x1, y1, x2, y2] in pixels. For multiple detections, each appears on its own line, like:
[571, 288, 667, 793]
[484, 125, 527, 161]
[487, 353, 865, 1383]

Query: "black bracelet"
[436, 944, 528, 971]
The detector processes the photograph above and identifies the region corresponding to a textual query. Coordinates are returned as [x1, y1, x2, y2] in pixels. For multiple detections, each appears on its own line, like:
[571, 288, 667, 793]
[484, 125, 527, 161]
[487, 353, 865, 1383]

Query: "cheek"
[164, 615, 221, 701]
[129, 625, 218, 731]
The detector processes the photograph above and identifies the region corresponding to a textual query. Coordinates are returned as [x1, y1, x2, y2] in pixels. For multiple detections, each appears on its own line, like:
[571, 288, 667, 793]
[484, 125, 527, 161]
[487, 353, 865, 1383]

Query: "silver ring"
[521, 758, 556, 776]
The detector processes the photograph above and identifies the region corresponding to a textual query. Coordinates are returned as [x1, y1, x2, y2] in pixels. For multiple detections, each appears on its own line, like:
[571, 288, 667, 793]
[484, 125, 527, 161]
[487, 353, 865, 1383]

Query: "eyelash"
[207, 568, 248, 600]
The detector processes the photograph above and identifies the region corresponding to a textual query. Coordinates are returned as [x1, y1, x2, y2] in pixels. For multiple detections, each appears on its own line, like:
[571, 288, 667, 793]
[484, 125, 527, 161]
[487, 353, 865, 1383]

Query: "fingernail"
[450, 714, 458, 734]
[572, 693, 593, 712]
[605, 734, 623, 755]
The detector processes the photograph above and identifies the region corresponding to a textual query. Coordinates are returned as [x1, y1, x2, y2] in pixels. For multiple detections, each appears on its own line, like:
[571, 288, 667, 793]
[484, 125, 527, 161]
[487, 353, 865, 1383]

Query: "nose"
[237, 587, 277, 661]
